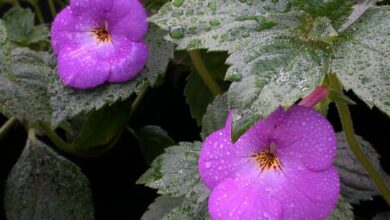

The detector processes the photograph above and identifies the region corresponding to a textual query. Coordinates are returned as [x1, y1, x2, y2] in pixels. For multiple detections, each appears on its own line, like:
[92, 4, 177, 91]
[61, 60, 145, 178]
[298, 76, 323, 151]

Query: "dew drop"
[169, 26, 184, 39]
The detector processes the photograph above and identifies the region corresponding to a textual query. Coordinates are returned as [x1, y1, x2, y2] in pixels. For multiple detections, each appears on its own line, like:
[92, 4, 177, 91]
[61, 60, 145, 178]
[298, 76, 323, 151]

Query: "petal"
[208, 178, 282, 220]
[51, 7, 100, 53]
[70, 0, 113, 15]
[273, 106, 337, 171]
[107, 41, 148, 82]
[108, 0, 148, 41]
[57, 46, 110, 89]
[280, 154, 340, 209]
[198, 128, 255, 189]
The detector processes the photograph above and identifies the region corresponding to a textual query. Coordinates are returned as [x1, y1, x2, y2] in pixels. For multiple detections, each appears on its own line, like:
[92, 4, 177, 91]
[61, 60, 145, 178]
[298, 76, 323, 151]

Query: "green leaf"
[184, 51, 229, 126]
[292, 0, 354, 28]
[137, 141, 201, 197]
[162, 181, 210, 220]
[373, 212, 390, 220]
[150, 1, 332, 141]
[334, 132, 390, 204]
[72, 100, 132, 151]
[184, 72, 214, 126]
[4, 139, 94, 220]
[201, 94, 228, 138]
[134, 125, 176, 164]
[142, 196, 183, 220]
[48, 24, 174, 127]
[0, 22, 52, 125]
[333, 7, 390, 117]
[327, 196, 354, 220]
[2, 7, 48, 45]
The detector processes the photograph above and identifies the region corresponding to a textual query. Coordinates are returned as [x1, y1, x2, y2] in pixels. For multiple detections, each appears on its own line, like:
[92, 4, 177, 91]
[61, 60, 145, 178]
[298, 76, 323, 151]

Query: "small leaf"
[134, 125, 176, 164]
[184, 72, 214, 126]
[137, 142, 201, 197]
[4, 139, 94, 220]
[334, 132, 390, 204]
[48, 24, 174, 127]
[72, 100, 132, 151]
[328, 88, 356, 105]
[162, 181, 210, 220]
[0, 22, 52, 125]
[373, 212, 390, 220]
[2, 7, 48, 45]
[333, 7, 390, 117]
[327, 196, 354, 220]
[141, 196, 183, 220]
[201, 94, 229, 138]
[184, 51, 229, 126]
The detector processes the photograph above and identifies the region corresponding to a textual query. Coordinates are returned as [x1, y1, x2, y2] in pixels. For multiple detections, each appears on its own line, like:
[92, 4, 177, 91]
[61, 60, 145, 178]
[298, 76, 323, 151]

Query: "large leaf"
[2, 7, 48, 45]
[0, 21, 52, 125]
[48, 25, 174, 127]
[327, 196, 354, 220]
[333, 7, 390, 117]
[334, 132, 390, 204]
[150, 1, 335, 140]
[4, 139, 94, 220]
[137, 141, 201, 197]
[134, 125, 176, 164]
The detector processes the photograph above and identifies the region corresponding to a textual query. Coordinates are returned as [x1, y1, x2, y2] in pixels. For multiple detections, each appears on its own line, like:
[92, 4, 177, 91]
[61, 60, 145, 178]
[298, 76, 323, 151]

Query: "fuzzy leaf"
[141, 196, 183, 220]
[0, 22, 52, 124]
[150, 1, 333, 140]
[134, 125, 176, 165]
[4, 139, 94, 220]
[333, 7, 390, 117]
[137, 142, 201, 197]
[162, 181, 210, 220]
[48, 25, 174, 127]
[201, 94, 228, 138]
[334, 132, 390, 204]
[327, 196, 354, 220]
[2, 7, 48, 45]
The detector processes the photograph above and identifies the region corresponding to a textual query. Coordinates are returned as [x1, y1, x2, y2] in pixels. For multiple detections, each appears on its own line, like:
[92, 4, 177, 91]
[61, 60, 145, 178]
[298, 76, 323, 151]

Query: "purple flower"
[51, 0, 148, 89]
[199, 106, 340, 219]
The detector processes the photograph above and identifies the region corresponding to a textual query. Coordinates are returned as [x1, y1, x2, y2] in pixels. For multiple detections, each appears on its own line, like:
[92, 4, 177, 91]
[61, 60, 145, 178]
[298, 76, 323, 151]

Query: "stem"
[128, 81, 150, 120]
[0, 117, 17, 141]
[30, 2, 45, 24]
[328, 73, 390, 205]
[28, 128, 37, 145]
[48, 0, 57, 17]
[40, 123, 77, 155]
[188, 50, 223, 96]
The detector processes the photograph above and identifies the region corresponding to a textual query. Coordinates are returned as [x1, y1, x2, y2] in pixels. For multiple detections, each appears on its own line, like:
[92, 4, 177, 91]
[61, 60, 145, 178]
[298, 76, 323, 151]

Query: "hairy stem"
[188, 50, 223, 96]
[129, 81, 150, 120]
[0, 117, 17, 141]
[30, 2, 45, 24]
[48, 0, 57, 17]
[328, 73, 390, 206]
[39, 123, 77, 154]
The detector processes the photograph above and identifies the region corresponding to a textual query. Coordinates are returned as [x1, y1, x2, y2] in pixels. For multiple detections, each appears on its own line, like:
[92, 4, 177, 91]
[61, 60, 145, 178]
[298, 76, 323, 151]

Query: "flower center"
[91, 23, 111, 43]
[251, 143, 282, 172]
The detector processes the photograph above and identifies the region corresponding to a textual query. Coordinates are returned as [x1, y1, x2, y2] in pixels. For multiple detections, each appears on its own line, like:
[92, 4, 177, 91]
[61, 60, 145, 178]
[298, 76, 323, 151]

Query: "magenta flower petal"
[209, 178, 282, 220]
[274, 106, 337, 170]
[199, 106, 339, 219]
[107, 41, 148, 82]
[57, 47, 111, 89]
[51, 0, 148, 89]
[108, 0, 148, 41]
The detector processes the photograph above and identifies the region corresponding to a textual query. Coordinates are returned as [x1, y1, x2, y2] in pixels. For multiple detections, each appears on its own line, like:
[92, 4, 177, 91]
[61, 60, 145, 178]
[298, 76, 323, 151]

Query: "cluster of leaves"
[0, 0, 389, 219]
